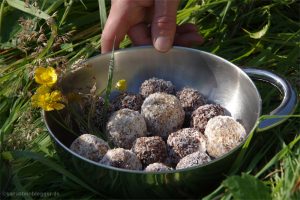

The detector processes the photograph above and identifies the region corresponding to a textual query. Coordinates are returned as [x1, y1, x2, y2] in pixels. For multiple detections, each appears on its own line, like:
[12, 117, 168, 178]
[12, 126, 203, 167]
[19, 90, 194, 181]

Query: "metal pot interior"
[45, 46, 261, 171]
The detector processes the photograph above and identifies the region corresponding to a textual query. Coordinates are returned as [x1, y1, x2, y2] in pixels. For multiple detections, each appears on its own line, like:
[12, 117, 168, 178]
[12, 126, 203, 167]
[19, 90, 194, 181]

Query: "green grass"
[0, 0, 299, 199]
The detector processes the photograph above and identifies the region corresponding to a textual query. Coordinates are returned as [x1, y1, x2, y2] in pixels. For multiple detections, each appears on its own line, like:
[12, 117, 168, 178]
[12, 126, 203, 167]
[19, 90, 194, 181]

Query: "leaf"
[243, 13, 270, 39]
[60, 43, 74, 52]
[222, 173, 272, 200]
[6, 0, 50, 20]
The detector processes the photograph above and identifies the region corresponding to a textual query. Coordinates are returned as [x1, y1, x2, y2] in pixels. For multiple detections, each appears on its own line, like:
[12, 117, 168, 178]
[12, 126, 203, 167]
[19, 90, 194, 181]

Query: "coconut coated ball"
[132, 136, 167, 166]
[205, 116, 247, 158]
[141, 92, 185, 139]
[140, 77, 176, 98]
[176, 151, 211, 170]
[70, 134, 110, 162]
[176, 87, 206, 118]
[167, 128, 207, 164]
[144, 163, 172, 172]
[191, 104, 225, 133]
[99, 148, 142, 170]
[112, 92, 143, 111]
[106, 108, 147, 149]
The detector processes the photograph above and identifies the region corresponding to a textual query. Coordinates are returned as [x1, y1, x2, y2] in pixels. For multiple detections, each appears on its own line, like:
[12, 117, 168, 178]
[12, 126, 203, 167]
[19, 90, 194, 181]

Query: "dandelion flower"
[34, 67, 57, 86]
[115, 79, 127, 92]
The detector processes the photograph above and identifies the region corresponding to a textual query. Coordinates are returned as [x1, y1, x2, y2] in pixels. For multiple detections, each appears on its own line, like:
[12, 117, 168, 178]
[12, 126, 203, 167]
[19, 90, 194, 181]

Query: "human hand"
[101, 0, 204, 53]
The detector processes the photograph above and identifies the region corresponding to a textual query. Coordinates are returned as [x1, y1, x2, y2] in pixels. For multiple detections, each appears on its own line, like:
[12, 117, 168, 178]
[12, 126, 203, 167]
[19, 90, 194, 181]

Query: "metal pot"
[44, 46, 297, 198]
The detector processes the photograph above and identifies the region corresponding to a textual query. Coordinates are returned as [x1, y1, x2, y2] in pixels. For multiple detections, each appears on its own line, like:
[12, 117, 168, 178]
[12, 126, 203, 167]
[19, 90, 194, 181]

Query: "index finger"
[101, 1, 130, 53]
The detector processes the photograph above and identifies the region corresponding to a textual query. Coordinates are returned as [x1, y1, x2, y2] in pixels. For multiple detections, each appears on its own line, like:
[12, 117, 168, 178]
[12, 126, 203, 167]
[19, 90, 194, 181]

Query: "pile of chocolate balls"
[70, 78, 246, 172]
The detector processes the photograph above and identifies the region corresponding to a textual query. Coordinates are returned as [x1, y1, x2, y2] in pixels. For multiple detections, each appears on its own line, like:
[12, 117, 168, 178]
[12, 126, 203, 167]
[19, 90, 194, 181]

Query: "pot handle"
[243, 68, 298, 131]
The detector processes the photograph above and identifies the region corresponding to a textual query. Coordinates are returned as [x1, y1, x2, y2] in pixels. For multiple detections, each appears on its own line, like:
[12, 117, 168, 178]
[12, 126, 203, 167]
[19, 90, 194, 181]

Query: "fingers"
[174, 31, 204, 47]
[101, 0, 130, 53]
[101, 0, 203, 53]
[174, 23, 204, 46]
[128, 22, 204, 47]
[152, 0, 179, 52]
[176, 23, 198, 33]
[128, 23, 152, 46]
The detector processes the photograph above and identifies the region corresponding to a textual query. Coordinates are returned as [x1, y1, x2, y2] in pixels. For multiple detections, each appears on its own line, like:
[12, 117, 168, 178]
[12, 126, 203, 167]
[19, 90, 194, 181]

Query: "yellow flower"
[115, 79, 127, 92]
[34, 67, 57, 86]
[36, 85, 51, 94]
[32, 90, 65, 111]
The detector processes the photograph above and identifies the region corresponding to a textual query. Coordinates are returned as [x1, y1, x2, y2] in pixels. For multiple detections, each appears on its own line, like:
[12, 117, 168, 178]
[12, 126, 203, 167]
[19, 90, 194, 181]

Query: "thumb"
[152, 0, 179, 52]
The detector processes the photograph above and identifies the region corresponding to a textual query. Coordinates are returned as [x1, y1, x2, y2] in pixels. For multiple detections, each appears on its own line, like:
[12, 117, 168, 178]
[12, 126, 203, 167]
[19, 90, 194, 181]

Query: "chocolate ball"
[141, 93, 185, 139]
[144, 163, 172, 172]
[176, 151, 211, 170]
[205, 116, 247, 158]
[70, 134, 110, 162]
[191, 104, 225, 132]
[140, 77, 175, 98]
[167, 128, 207, 164]
[176, 87, 206, 119]
[112, 92, 143, 111]
[100, 148, 142, 170]
[132, 136, 167, 166]
[106, 108, 147, 149]
[81, 96, 112, 132]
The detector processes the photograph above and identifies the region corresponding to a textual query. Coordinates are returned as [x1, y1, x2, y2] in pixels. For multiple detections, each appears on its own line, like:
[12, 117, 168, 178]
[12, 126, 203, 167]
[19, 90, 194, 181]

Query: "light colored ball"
[70, 134, 110, 162]
[205, 116, 247, 158]
[99, 148, 142, 170]
[144, 163, 172, 172]
[141, 92, 185, 139]
[106, 108, 147, 149]
[176, 151, 211, 170]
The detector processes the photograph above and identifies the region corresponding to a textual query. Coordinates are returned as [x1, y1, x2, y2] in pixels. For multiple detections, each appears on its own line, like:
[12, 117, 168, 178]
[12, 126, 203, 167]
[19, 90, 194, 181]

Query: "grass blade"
[4, 150, 103, 196]
[103, 38, 115, 120]
[98, 0, 107, 31]
[0, 0, 6, 40]
[255, 134, 300, 178]
[6, 0, 50, 20]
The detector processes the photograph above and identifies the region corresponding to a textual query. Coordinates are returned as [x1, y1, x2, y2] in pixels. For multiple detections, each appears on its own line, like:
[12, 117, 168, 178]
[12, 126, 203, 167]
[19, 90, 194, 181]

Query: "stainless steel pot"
[44, 46, 297, 198]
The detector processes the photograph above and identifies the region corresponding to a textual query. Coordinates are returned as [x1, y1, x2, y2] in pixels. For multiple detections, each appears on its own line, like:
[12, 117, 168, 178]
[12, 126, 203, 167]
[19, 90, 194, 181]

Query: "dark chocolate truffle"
[144, 163, 172, 172]
[81, 96, 112, 131]
[132, 136, 167, 166]
[191, 104, 225, 132]
[140, 77, 175, 98]
[100, 148, 142, 170]
[205, 116, 246, 158]
[141, 93, 185, 139]
[70, 134, 110, 162]
[176, 87, 206, 118]
[106, 108, 147, 149]
[167, 128, 206, 164]
[176, 151, 211, 170]
[112, 92, 143, 111]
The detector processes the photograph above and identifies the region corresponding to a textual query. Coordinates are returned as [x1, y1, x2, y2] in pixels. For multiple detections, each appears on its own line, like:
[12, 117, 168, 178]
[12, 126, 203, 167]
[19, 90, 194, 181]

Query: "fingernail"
[154, 36, 172, 52]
